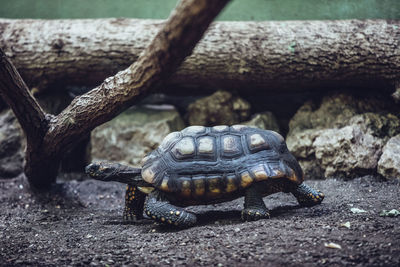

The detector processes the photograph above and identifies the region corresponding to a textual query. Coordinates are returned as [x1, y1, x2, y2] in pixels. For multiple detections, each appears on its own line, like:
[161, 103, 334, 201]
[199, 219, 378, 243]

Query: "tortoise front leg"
[242, 184, 270, 221]
[291, 183, 324, 207]
[144, 191, 197, 227]
[123, 184, 146, 221]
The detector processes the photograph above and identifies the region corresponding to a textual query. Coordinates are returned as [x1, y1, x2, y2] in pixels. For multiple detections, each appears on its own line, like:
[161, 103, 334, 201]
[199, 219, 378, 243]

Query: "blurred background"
[1, 0, 400, 20]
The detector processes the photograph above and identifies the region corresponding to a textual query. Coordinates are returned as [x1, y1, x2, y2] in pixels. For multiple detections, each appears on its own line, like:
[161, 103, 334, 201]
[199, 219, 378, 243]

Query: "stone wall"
[1, 89, 399, 180]
[286, 94, 400, 179]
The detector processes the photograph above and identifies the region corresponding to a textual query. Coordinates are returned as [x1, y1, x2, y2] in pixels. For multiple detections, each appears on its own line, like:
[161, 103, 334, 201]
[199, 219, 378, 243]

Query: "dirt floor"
[0, 174, 399, 266]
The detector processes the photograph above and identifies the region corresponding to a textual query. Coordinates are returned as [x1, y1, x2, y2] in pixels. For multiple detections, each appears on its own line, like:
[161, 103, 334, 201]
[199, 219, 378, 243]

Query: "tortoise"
[86, 125, 324, 227]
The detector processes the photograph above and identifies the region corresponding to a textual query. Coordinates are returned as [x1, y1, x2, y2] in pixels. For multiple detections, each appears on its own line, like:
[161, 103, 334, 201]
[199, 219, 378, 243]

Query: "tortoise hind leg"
[144, 191, 197, 227]
[242, 184, 270, 221]
[291, 183, 324, 207]
[123, 184, 146, 221]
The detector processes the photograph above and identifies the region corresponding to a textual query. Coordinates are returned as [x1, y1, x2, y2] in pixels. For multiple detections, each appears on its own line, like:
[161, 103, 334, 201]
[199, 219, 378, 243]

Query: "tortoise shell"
[141, 125, 303, 200]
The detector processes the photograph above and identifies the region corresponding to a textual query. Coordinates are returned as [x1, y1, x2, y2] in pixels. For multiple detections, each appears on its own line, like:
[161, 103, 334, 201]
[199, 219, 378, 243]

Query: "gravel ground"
[0, 175, 399, 266]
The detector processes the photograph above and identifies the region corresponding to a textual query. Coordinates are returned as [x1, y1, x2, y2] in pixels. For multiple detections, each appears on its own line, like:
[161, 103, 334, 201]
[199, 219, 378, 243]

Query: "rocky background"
[0, 88, 399, 181]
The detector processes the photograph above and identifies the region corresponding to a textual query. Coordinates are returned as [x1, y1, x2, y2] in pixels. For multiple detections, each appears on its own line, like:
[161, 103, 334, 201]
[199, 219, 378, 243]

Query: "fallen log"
[1, 19, 399, 94]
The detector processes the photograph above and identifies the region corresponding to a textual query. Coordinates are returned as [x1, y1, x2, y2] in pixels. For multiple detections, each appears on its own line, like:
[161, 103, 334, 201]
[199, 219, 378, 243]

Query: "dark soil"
[0, 175, 399, 266]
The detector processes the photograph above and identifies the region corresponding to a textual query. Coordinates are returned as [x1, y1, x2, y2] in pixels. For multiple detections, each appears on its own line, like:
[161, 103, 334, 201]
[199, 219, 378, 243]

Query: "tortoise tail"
[85, 162, 148, 186]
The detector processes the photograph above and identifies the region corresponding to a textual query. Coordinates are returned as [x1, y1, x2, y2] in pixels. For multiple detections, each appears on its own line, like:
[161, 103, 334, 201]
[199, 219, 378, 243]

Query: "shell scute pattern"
[160, 131, 182, 151]
[181, 125, 206, 135]
[164, 125, 284, 163]
[192, 176, 206, 197]
[171, 137, 196, 160]
[197, 136, 215, 159]
[225, 174, 238, 193]
[247, 133, 270, 153]
[221, 134, 243, 159]
[141, 125, 301, 198]
[212, 125, 229, 132]
[230, 124, 248, 131]
[142, 159, 165, 184]
[206, 175, 222, 196]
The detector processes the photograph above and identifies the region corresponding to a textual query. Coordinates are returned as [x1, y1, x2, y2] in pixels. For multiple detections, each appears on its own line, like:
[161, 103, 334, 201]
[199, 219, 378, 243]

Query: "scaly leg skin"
[123, 184, 146, 221]
[144, 191, 197, 227]
[292, 183, 324, 207]
[242, 185, 270, 221]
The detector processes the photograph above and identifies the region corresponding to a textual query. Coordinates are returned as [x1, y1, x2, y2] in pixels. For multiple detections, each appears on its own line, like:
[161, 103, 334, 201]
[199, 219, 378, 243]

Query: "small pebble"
[324, 242, 342, 249]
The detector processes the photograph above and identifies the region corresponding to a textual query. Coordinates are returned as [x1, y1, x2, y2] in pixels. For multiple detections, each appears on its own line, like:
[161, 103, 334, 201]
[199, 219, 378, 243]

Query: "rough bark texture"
[0, 0, 230, 188]
[0, 50, 57, 184]
[1, 19, 399, 93]
[0, 50, 48, 144]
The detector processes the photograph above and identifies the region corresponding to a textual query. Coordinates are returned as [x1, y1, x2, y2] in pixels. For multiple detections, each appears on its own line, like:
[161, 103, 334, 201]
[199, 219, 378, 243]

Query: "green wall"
[1, 0, 399, 20]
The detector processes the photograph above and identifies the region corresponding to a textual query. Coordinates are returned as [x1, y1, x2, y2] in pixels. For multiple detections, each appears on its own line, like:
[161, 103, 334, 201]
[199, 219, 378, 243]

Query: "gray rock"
[392, 85, 400, 104]
[287, 94, 398, 179]
[287, 129, 322, 159]
[91, 105, 185, 166]
[187, 90, 251, 126]
[288, 94, 389, 135]
[348, 112, 400, 141]
[0, 110, 25, 178]
[242, 112, 280, 133]
[378, 135, 400, 179]
[314, 126, 383, 178]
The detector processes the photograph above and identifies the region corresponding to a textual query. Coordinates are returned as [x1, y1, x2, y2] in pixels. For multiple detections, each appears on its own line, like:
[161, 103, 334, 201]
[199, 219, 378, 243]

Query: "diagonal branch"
[0, 49, 48, 145]
[0, 0, 230, 188]
[44, 0, 230, 156]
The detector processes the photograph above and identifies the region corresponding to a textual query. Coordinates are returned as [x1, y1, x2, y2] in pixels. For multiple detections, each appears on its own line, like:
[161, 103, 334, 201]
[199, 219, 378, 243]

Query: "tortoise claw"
[293, 184, 325, 207]
[241, 208, 270, 221]
[298, 190, 324, 207]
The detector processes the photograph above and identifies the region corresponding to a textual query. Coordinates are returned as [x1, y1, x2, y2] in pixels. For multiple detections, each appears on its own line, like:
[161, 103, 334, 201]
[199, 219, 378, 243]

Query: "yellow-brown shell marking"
[223, 136, 237, 152]
[287, 168, 302, 183]
[225, 175, 238, 193]
[271, 169, 286, 179]
[172, 137, 195, 159]
[142, 167, 156, 183]
[180, 179, 191, 198]
[207, 177, 221, 196]
[198, 136, 214, 154]
[212, 125, 229, 132]
[222, 135, 242, 158]
[160, 177, 172, 192]
[193, 177, 205, 197]
[231, 124, 248, 131]
[182, 126, 206, 135]
[240, 171, 253, 188]
[250, 165, 269, 181]
[249, 133, 265, 147]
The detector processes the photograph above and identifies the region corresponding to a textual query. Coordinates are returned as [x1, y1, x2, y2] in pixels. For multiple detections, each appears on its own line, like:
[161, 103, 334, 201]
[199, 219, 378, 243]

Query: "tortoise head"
[85, 162, 121, 181]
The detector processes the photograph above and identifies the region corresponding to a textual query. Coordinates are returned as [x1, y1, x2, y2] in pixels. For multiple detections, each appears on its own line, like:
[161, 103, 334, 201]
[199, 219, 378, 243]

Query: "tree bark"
[1, 19, 399, 93]
[0, 0, 230, 188]
[0, 49, 48, 144]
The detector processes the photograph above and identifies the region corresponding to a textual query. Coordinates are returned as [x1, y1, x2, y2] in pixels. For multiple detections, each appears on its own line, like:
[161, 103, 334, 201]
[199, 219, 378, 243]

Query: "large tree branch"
[1, 19, 399, 93]
[44, 0, 229, 154]
[0, 0, 230, 188]
[0, 49, 48, 145]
